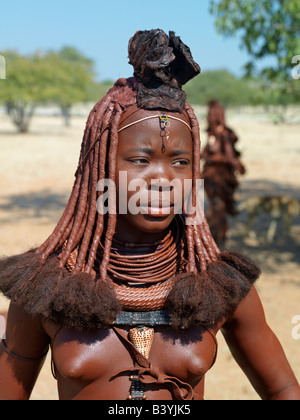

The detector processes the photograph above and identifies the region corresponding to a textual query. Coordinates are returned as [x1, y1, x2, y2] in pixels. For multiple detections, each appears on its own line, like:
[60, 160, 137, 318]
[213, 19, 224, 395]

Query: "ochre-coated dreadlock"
[0, 30, 260, 330]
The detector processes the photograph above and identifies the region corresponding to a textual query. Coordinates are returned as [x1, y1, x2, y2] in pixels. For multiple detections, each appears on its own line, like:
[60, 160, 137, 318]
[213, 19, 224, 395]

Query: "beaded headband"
[118, 114, 192, 133]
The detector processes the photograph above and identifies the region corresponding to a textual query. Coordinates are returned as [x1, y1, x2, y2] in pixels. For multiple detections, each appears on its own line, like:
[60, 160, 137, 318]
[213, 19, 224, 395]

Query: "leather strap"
[113, 310, 170, 326]
[112, 326, 194, 400]
[1, 338, 49, 362]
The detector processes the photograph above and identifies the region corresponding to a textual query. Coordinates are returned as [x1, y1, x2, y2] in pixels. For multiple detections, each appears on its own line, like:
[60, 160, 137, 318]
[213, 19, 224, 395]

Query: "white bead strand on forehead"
[117, 114, 192, 133]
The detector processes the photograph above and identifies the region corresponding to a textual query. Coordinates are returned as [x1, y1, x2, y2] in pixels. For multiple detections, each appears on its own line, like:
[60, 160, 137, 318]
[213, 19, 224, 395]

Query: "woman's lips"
[140, 202, 174, 216]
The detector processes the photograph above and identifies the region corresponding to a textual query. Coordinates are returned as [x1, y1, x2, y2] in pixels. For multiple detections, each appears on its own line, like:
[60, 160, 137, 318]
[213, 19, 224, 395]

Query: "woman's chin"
[115, 212, 175, 242]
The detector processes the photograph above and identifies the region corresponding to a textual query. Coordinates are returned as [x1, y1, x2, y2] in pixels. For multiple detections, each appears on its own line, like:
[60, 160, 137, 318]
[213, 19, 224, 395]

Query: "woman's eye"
[172, 159, 190, 167]
[129, 158, 149, 164]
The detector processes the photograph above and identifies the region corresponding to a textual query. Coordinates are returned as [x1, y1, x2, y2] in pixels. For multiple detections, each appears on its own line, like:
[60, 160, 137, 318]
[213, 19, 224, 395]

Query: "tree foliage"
[210, 0, 300, 100]
[42, 47, 98, 125]
[0, 51, 48, 132]
[184, 69, 254, 106]
[0, 47, 100, 132]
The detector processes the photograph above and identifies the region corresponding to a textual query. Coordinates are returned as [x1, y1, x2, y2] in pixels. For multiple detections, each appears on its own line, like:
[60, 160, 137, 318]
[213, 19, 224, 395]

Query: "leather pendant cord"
[112, 327, 194, 400]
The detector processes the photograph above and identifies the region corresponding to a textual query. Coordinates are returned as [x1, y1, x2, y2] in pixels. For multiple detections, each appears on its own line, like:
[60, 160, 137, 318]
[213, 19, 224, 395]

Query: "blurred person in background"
[202, 100, 245, 245]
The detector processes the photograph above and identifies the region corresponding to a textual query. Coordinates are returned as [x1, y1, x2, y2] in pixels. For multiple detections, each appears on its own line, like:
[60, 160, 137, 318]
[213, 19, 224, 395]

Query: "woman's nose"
[149, 177, 173, 192]
[146, 162, 174, 189]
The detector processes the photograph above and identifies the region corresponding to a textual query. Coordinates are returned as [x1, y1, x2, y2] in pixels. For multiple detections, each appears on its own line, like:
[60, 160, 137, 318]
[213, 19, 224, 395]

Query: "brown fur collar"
[0, 249, 260, 330]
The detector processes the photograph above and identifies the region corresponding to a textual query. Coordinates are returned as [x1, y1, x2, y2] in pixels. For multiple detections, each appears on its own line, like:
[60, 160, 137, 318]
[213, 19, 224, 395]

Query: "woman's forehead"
[117, 104, 193, 152]
[119, 104, 191, 128]
[117, 115, 193, 152]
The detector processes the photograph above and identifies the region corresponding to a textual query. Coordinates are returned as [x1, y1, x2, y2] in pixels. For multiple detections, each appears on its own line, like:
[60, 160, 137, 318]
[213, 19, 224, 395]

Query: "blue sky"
[0, 0, 252, 81]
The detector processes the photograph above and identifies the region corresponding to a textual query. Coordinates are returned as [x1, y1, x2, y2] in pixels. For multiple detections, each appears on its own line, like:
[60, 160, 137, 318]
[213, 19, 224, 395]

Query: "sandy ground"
[0, 108, 299, 400]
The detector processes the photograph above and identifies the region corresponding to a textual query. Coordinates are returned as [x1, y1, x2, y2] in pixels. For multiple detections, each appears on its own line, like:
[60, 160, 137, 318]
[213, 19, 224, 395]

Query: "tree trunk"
[6, 101, 35, 133]
[60, 104, 72, 127]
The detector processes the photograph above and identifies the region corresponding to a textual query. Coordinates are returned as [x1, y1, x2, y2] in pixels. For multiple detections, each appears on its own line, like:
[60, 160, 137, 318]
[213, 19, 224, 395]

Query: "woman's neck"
[114, 222, 170, 245]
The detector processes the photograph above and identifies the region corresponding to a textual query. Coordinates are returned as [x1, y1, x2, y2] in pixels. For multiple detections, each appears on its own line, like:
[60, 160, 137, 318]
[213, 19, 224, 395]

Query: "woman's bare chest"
[46, 323, 217, 386]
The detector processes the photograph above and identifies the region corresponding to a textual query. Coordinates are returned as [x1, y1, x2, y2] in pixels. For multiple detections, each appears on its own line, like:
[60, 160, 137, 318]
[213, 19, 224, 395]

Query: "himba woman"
[201, 100, 246, 245]
[0, 29, 299, 401]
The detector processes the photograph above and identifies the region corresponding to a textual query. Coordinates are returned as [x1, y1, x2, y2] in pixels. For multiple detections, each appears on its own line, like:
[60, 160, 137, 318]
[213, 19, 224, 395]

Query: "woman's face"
[114, 108, 193, 243]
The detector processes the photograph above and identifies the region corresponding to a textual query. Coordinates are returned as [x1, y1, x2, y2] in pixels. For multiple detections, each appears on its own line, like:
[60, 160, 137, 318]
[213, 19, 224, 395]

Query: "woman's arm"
[0, 303, 50, 400]
[221, 286, 300, 400]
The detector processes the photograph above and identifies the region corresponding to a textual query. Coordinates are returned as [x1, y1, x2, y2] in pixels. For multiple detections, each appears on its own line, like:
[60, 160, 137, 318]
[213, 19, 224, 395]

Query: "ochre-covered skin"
[1, 286, 300, 400]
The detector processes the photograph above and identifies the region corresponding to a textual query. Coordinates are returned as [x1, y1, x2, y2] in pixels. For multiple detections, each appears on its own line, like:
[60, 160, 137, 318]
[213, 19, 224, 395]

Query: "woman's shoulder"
[219, 286, 266, 333]
[3, 302, 50, 360]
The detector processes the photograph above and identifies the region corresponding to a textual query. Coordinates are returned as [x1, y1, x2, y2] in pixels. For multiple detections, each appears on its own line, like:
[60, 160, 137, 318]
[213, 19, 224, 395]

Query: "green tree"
[0, 48, 99, 132]
[42, 47, 97, 126]
[0, 51, 44, 132]
[184, 69, 254, 106]
[210, 0, 300, 100]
